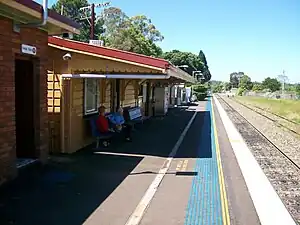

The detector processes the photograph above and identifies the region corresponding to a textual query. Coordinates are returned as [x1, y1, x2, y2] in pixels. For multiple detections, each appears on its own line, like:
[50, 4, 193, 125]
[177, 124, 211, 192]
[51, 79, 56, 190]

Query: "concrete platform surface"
[0, 99, 262, 225]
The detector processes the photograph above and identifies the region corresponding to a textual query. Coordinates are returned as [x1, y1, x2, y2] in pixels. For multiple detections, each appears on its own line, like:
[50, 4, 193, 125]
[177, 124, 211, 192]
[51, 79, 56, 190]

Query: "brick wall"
[0, 16, 49, 185]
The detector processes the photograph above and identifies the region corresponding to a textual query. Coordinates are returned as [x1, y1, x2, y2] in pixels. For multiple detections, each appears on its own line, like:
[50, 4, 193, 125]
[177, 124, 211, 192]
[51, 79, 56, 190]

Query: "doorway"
[15, 58, 38, 159]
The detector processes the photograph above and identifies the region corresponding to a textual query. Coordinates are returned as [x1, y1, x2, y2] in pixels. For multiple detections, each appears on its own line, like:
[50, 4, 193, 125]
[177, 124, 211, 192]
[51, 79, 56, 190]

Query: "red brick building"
[0, 0, 80, 185]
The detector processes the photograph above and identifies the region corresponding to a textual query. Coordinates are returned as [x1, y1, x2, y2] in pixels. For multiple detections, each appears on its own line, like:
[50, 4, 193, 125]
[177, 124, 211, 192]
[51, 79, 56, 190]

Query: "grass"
[236, 96, 300, 123]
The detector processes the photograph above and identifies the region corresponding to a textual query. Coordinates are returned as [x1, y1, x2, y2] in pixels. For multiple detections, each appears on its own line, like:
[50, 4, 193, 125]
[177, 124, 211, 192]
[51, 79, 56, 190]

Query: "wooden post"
[134, 80, 140, 106]
[100, 79, 106, 104]
[120, 80, 125, 103]
[61, 78, 72, 153]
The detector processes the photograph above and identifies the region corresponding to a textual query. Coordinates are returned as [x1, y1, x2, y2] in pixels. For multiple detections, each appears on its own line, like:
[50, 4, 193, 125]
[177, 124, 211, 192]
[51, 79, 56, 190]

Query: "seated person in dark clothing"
[96, 105, 114, 146]
[111, 107, 132, 142]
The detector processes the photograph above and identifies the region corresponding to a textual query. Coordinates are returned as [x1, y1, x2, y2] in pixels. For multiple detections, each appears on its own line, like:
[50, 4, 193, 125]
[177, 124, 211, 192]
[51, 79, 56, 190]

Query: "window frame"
[84, 78, 100, 116]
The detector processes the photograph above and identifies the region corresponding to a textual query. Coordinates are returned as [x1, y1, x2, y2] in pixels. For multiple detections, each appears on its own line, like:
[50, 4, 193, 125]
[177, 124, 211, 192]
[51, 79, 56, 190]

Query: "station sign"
[21, 44, 37, 55]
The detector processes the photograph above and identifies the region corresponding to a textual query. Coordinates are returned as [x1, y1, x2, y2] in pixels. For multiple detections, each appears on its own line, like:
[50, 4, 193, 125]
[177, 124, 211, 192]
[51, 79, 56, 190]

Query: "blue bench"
[124, 107, 150, 128]
[89, 116, 114, 149]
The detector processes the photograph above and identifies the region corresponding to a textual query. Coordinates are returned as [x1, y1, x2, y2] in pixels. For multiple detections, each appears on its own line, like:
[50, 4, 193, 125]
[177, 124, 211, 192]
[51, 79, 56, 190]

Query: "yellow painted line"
[229, 139, 241, 143]
[211, 99, 231, 225]
[181, 159, 189, 171]
[176, 160, 183, 171]
[176, 159, 189, 171]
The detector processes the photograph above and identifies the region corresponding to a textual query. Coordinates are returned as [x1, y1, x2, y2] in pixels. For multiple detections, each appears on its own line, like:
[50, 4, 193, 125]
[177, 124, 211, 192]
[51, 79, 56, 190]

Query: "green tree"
[209, 80, 225, 93]
[237, 87, 245, 96]
[198, 50, 208, 67]
[130, 15, 164, 42]
[193, 84, 207, 93]
[212, 84, 223, 93]
[162, 50, 212, 83]
[198, 50, 212, 82]
[102, 8, 163, 57]
[203, 70, 212, 82]
[162, 50, 204, 74]
[262, 77, 281, 92]
[229, 72, 239, 88]
[163, 50, 212, 83]
[105, 23, 162, 56]
[284, 83, 295, 92]
[52, 4, 163, 56]
[193, 84, 208, 100]
[239, 75, 253, 90]
[237, 72, 244, 79]
[252, 82, 263, 92]
[52, 0, 104, 42]
[295, 84, 300, 95]
[224, 82, 231, 91]
[102, 7, 128, 40]
[229, 71, 245, 88]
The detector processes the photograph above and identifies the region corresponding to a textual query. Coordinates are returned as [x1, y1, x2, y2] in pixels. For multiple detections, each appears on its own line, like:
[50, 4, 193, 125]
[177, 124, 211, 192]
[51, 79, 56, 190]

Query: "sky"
[37, 0, 300, 83]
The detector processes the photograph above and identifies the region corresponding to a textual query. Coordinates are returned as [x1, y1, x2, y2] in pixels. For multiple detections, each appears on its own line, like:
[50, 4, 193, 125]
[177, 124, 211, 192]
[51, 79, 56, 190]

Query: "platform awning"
[167, 66, 196, 83]
[49, 37, 196, 83]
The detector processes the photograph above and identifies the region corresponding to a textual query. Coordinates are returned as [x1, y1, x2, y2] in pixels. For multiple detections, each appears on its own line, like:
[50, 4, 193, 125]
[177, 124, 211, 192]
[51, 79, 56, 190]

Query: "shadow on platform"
[0, 104, 212, 225]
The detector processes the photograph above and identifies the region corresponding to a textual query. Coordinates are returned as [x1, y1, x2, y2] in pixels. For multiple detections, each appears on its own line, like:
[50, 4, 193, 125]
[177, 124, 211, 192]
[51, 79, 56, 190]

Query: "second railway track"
[231, 97, 300, 137]
[217, 95, 300, 171]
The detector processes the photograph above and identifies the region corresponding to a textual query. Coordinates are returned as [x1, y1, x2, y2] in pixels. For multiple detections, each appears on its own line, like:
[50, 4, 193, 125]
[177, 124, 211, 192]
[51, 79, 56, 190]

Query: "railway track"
[217, 95, 300, 171]
[216, 94, 300, 224]
[231, 98, 300, 137]
[246, 103, 300, 125]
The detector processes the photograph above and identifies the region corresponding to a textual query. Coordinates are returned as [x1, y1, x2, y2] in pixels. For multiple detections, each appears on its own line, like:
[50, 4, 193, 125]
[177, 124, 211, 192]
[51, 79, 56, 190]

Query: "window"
[84, 79, 100, 115]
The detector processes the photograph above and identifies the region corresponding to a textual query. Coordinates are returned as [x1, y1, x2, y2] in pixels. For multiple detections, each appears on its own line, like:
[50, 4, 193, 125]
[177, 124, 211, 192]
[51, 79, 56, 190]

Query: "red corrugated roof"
[16, 0, 80, 29]
[48, 36, 170, 70]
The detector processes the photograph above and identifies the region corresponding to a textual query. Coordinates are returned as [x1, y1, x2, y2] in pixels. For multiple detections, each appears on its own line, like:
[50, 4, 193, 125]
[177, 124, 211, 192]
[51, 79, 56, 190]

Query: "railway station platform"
[0, 97, 297, 225]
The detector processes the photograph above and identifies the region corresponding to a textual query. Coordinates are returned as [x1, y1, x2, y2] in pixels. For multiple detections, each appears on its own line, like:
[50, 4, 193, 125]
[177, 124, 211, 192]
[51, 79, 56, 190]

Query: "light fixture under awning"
[61, 73, 170, 79]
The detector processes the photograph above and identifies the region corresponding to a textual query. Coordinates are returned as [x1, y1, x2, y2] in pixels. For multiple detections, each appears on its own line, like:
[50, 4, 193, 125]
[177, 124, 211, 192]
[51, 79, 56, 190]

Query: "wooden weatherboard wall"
[47, 72, 62, 153]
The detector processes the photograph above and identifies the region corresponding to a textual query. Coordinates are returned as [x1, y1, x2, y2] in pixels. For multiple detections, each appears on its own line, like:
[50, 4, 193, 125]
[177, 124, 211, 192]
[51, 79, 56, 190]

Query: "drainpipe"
[40, 0, 48, 26]
[21, 0, 48, 27]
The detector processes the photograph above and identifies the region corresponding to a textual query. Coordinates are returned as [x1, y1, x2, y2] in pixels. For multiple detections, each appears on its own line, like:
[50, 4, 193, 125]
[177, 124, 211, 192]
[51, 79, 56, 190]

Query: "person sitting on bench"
[111, 107, 133, 142]
[111, 107, 125, 132]
[96, 105, 114, 147]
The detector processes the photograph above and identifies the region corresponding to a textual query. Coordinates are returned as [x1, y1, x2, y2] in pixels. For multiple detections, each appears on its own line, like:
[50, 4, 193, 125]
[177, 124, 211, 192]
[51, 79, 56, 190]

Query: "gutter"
[21, 0, 48, 27]
[61, 74, 171, 79]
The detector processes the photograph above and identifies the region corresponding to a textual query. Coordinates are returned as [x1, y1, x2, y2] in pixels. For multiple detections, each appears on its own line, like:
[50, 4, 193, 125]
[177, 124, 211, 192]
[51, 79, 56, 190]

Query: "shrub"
[191, 84, 208, 101]
[196, 92, 207, 101]
[193, 85, 208, 93]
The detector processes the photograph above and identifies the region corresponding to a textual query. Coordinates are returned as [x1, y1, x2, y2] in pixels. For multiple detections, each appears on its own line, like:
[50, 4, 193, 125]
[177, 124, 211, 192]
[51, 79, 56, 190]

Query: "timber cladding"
[46, 77, 140, 154]
[122, 80, 136, 108]
[0, 17, 49, 185]
[46, 46, 153, 154]
[103, 80, 111, 110]
[47, 73, 62, 153]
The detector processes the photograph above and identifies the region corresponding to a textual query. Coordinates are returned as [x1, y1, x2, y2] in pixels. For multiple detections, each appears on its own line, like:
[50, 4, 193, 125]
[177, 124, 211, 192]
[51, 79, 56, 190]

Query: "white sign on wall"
[21, 44, 37, 55]
[89, 40, 104, 46]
